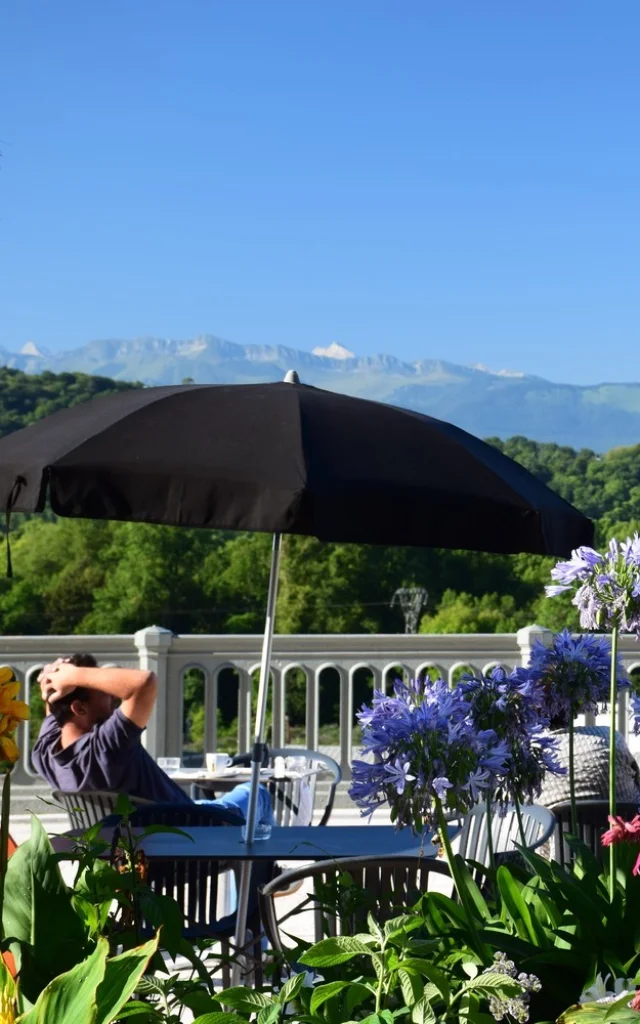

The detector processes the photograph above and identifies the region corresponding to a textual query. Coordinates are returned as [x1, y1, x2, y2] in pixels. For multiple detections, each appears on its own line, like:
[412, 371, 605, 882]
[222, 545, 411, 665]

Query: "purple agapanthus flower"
[546, 535, 640, 634]
[384, 757, 416, 795]
[458, 666, 565, 809]
[529, 628, 627, 721]
[349, 676, 510, 833]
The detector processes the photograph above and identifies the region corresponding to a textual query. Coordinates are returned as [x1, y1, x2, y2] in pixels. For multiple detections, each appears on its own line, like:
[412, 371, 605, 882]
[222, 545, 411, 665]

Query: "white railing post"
[134, 625, 174, 759]
[516, 624, 553, 667]
[271, 667, 285, 747]
[204, 668, 219, 754]
[306, 669, 319, 751]
[338, 666, 352, 781]
[237, 669, 252, 752]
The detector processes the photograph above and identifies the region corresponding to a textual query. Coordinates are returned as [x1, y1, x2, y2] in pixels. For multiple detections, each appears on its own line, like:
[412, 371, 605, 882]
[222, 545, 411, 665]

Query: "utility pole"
[391, 587, 428, 634]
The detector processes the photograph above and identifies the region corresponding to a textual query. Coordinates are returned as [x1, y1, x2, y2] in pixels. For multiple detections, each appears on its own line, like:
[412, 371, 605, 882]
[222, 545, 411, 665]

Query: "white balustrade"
[2, 624, 638, 786]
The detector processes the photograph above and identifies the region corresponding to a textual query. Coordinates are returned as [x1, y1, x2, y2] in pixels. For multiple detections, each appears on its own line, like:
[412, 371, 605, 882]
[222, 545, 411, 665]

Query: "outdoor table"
[51, 824, 449, 862]
[169, 765, 324, 796]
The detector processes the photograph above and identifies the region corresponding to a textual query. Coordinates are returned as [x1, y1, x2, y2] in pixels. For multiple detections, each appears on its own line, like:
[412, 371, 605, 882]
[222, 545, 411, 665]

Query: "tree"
[419, 590, 523, 634]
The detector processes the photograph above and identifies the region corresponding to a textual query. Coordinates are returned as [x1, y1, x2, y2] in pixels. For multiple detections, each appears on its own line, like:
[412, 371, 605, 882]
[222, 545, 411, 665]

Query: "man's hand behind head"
[39, 661, 79, 705]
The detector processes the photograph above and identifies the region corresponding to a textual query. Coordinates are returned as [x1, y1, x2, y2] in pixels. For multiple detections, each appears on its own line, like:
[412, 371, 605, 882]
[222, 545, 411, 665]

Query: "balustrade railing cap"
[516, 624, 553, 642]
[133, 625, 174, 649]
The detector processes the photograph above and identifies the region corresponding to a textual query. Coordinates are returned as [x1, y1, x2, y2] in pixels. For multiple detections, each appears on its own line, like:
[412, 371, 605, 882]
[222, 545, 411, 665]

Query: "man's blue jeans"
[197, 781, 274, 825]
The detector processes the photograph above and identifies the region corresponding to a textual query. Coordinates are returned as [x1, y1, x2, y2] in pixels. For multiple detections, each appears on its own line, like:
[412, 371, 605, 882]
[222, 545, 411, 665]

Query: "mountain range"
[2, 335, 639, 452]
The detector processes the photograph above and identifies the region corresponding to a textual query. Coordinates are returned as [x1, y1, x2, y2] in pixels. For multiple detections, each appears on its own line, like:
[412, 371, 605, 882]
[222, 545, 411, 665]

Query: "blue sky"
[1, 1, 639, 385]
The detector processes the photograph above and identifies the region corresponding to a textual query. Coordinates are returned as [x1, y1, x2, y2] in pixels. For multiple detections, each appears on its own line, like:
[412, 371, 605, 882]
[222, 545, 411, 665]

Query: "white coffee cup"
[206, 752, 232, 775]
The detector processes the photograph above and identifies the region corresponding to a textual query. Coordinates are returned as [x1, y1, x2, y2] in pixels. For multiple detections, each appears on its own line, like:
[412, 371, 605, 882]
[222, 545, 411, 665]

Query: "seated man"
[33, 653, 273, 825]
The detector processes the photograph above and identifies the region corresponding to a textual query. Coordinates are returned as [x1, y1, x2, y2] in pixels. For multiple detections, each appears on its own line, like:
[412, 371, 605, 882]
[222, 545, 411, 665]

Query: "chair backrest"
[454, 803, 555, 869]
[101, 802, 268, 938]
[52, 789, 154, 831]
[259, 855, 452, 952]
[101, 801, 243, 828]
[232, 747, 342, 827]
[550, 800, 640, 867]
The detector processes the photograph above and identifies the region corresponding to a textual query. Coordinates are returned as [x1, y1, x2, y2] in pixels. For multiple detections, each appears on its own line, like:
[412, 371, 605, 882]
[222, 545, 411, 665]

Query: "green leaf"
[94, 935, 158, 1024]
[347, 933, 380, 946]
[346, 982, 375, 1015]
[217, 987, 273, 1012]
[398, 969, 422, 1007]
[139, 893, 183, 958]
[18, 937, 108, 1024]
[299, 936, 374, 967]
[175, 937, 216, 992]
[453, 854, 492, 922]
[406, 939, 440, 956]
[496, 866, 546, 946]
[310, 980, 351, 1014]
[257, 1004, 281, 1024]
[192, 1015, 249, 1024]
[558, 1002, 638, 1024]
[4, 815, 89, 1003]
[114, 793, 137, 817]
[140, 824, 193, 840]
[400, 959, 450, 1003]
[279, 971, 306, 1006]
[457, 972, 522, 999]
[411, 994, 436, 1024]
[384, 914, 422, 942]
[113, 1003, 164, 1020]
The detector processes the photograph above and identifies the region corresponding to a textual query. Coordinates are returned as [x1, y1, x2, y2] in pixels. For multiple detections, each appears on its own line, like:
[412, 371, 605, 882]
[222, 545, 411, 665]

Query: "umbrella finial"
[283, 369, 300, 384]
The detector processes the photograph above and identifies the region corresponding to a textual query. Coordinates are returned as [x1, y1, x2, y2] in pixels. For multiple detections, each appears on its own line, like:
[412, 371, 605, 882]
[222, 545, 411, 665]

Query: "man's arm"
[40, 663, 158, 729]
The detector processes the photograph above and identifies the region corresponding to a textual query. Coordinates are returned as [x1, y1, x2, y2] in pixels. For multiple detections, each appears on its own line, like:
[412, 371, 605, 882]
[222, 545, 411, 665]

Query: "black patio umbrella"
[0, 375, 591, 554]
[0, 373, 593, 959]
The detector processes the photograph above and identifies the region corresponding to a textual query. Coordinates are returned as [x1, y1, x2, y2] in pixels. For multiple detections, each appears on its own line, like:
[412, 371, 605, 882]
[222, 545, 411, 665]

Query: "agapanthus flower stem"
[609, 623, 619, 901]
[568, 715, 577, 839]
[514, 796, 527, 849]
[435, 797, 484, 958]
[485, 795, 495, 873]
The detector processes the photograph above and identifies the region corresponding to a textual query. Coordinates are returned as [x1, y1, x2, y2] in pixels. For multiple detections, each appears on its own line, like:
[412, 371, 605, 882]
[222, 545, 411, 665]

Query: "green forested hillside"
[0, 367, 139, 436]
[1, 368, 640, 639]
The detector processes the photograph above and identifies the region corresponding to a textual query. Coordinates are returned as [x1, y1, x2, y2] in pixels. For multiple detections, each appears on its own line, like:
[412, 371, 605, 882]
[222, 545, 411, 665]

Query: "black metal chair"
[230, 747, 341, 827]
[102, 801, 272, 985]
[259, 855, 453, 960]
[52, 788, 154, 831]
[550, 799, 640, 867]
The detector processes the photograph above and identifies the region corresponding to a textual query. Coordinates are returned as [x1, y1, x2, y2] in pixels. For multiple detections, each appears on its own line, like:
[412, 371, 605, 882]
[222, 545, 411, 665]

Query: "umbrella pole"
[232, 531, 282, 981]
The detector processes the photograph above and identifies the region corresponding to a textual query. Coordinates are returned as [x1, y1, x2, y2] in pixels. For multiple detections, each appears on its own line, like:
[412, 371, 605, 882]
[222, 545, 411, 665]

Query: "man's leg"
[198, 782, 275, 825]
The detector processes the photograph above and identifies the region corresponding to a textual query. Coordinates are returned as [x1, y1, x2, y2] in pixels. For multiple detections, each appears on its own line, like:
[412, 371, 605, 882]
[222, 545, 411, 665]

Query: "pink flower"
[630, 990, 640, 1011]
[601, 815, 640, 847]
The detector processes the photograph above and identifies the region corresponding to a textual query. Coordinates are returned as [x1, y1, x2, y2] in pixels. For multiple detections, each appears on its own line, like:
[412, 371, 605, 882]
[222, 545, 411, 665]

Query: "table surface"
[170, 766, 324, 793]
[53, 824, 446, 861]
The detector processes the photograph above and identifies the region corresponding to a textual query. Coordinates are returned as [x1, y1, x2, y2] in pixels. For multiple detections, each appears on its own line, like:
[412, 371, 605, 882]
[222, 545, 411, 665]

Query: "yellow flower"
[0, 684, 29, 727]
[0, 736, 19, 766]
[0, 991, 15, 1024]
[0, 669, 29, 766]
[0, 958, 17, 1023]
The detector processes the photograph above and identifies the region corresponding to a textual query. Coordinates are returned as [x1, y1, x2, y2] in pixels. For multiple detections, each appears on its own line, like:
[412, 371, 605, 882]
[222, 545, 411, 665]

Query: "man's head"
[47, 654, 115, 732]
